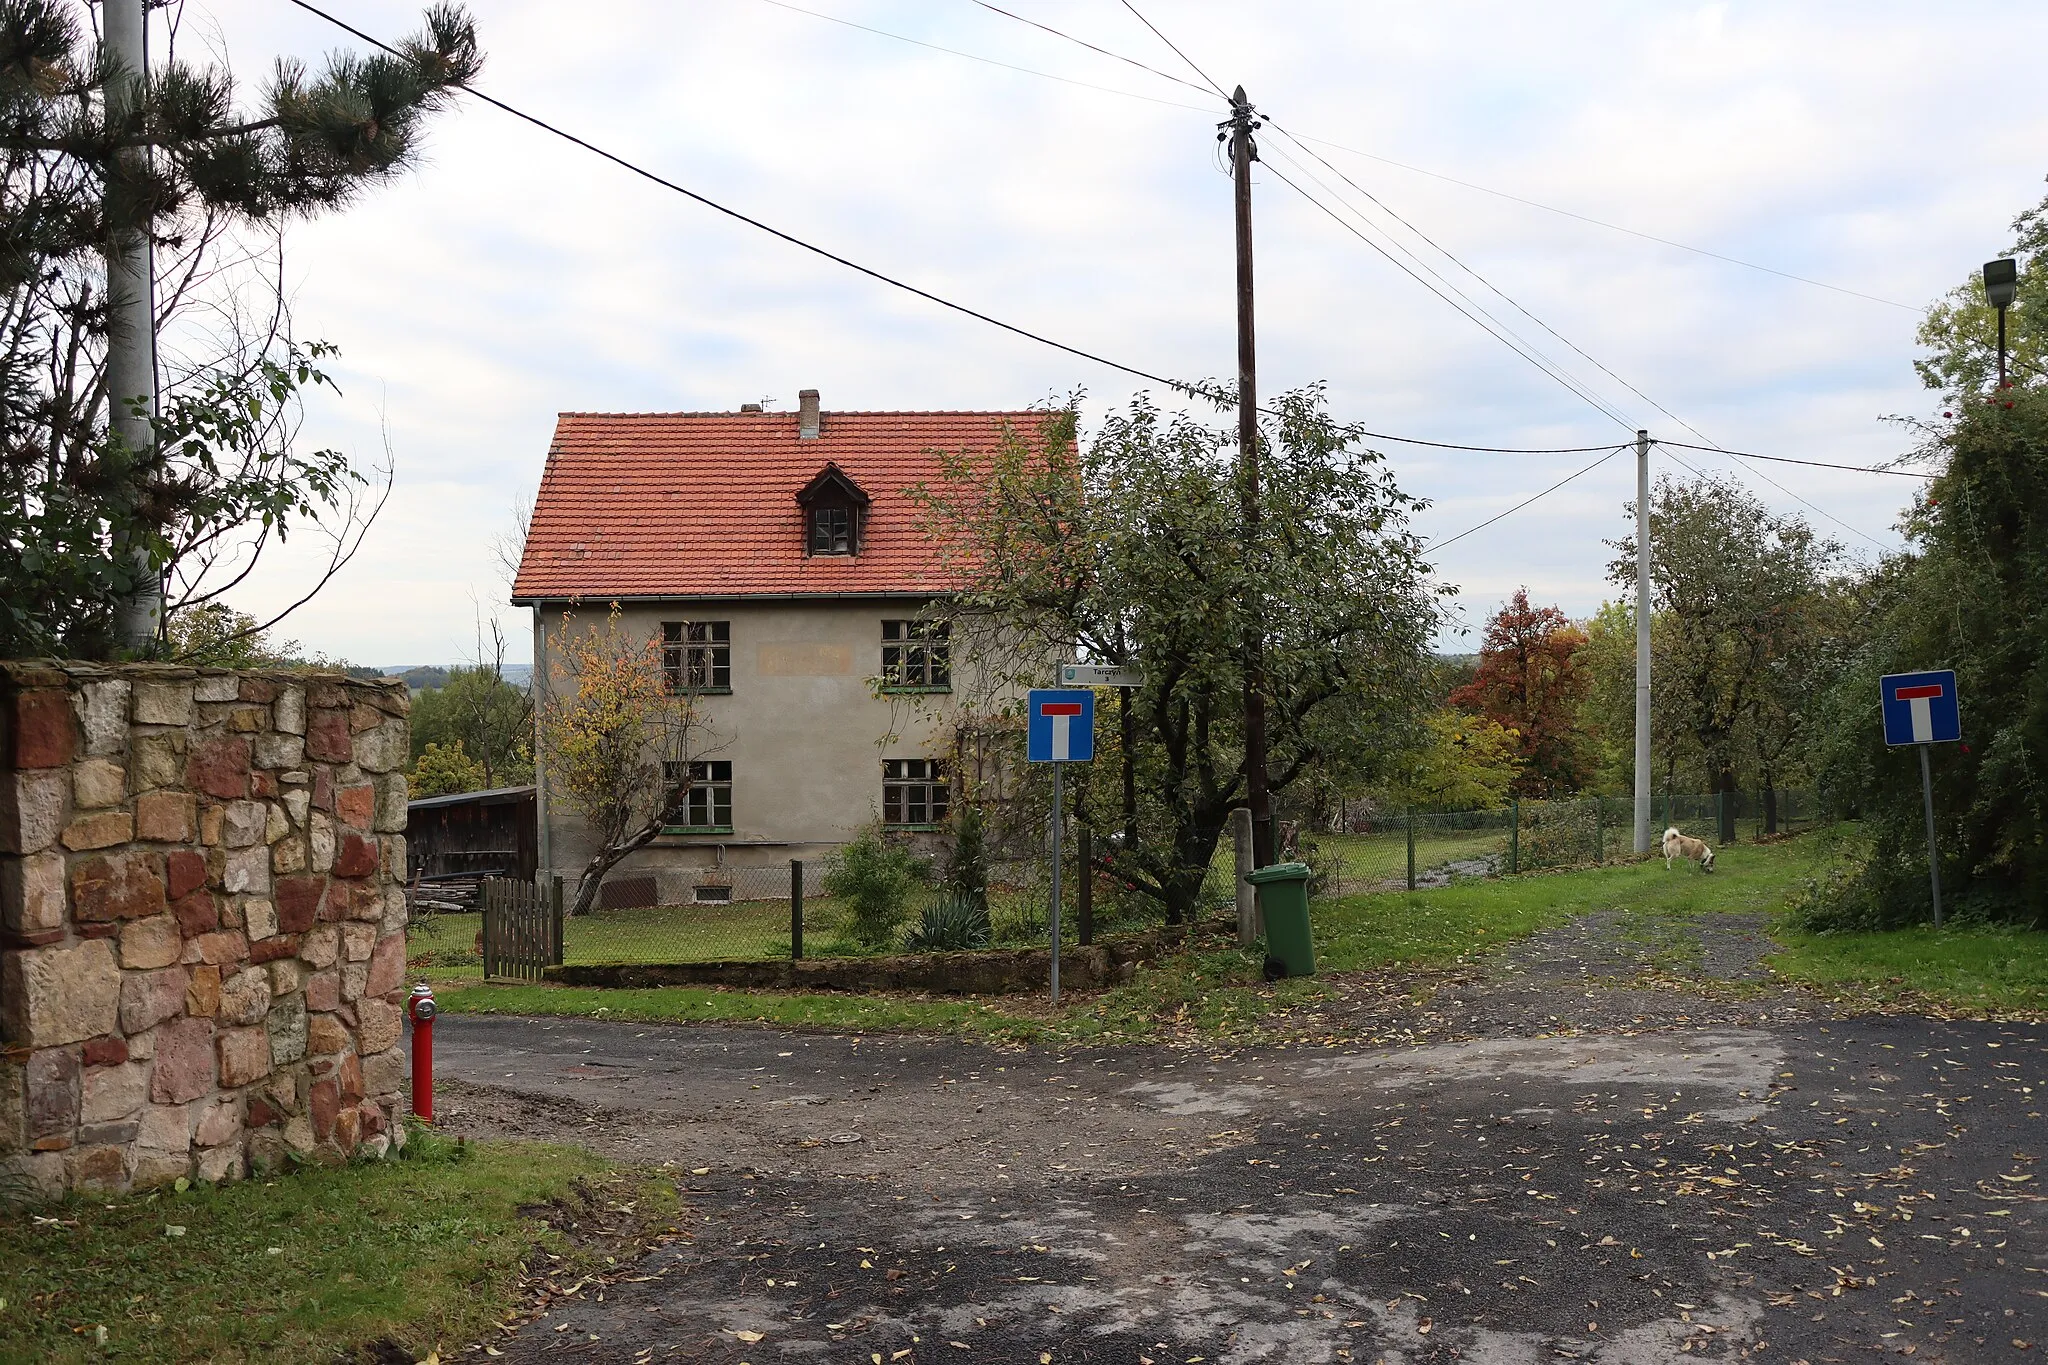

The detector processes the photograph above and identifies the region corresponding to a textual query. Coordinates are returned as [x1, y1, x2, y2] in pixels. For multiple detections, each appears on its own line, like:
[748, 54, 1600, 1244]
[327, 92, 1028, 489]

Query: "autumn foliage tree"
[539, 607, 720, 916]
[1451, 589, 1591, 797]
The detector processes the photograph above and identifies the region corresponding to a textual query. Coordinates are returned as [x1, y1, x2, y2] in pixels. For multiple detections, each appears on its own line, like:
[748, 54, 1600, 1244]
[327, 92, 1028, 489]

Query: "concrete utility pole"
[1632, 429, 1653, 854]
[1226, 85, 1274, 868]
[104, 0, 162, 651]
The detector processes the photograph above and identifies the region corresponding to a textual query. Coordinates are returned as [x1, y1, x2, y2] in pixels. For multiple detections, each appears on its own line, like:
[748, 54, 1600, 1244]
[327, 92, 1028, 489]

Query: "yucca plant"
[902, 893, 992, 953]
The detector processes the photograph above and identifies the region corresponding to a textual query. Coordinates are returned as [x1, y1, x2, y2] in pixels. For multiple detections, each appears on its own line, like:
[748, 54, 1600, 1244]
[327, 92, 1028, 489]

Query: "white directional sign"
[1060, 663, 1145, 689]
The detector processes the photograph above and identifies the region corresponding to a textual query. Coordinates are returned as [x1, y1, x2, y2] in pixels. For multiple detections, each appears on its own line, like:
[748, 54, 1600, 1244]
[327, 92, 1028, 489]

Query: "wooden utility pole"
[1226, 86, 1273, 868]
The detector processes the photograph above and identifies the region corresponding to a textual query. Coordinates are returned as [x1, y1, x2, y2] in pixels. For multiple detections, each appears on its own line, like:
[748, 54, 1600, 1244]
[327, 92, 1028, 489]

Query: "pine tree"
[0, 1, 481, 656]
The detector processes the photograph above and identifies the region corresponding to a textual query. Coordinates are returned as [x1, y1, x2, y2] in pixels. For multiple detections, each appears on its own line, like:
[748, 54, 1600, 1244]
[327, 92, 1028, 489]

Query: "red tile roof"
[511, 408, 1047, 602]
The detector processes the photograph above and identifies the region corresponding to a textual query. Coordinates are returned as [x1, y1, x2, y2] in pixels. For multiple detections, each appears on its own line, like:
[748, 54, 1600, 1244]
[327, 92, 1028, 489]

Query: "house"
[510, 390, 1045, 902]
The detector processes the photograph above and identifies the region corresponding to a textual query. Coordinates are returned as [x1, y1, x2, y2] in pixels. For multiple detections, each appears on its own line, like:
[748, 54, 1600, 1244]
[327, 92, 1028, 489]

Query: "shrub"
[1297, 834, 1341, 898]
[902, 893, 993, 952]
[1784, 839, 1888, 933]
[1517, 798, 1596, 871]
[944, 802, 990, 907]
[823, 827, 930, 951]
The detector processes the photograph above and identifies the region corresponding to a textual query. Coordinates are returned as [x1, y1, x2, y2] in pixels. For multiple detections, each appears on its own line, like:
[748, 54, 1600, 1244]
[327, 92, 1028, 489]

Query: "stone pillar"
[1, 663, 411, 1197]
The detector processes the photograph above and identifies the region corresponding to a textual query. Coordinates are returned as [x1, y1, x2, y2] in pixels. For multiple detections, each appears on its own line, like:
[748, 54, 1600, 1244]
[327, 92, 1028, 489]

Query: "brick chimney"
[798, 389, 821, 440]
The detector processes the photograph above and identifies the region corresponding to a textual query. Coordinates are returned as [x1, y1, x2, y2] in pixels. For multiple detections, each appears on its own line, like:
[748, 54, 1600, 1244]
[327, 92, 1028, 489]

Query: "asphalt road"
[432, 1012, 2044, 1364]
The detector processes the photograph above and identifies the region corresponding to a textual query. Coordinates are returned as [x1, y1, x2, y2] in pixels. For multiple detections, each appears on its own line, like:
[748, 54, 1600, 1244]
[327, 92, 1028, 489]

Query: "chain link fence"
[1324, 788, 1818, 890]
[417, 788, 1822, 978]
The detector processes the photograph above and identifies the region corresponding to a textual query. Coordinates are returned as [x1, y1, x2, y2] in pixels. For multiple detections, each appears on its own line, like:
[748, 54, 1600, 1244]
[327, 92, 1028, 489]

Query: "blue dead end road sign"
[1881, 670, 1961, 746]
[1027, 689, 1094, 762]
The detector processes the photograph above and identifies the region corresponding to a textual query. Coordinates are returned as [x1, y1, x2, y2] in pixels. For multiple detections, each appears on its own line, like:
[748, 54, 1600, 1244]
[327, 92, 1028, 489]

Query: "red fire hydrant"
[407, 982, 437, 1122]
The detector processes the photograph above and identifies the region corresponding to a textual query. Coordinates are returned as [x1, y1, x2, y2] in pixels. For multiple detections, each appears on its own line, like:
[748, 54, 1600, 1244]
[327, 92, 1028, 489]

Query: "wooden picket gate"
[481, 875, 564, 982]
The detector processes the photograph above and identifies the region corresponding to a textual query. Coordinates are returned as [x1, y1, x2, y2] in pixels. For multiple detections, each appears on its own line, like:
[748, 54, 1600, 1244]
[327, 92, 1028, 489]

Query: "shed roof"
[405, 785, 537, 812]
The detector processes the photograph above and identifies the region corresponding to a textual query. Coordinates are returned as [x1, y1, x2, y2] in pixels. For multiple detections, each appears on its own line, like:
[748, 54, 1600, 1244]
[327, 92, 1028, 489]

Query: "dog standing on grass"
[1662, 826, 1715, 872]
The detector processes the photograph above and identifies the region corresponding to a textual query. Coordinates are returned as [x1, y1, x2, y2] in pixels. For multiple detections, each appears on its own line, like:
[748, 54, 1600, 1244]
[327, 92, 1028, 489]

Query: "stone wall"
[0, 662, 411, 1196]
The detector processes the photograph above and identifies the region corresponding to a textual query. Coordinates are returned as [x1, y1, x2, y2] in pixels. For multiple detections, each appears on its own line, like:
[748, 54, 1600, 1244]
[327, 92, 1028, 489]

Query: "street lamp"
[1984, 257, 2018, 389]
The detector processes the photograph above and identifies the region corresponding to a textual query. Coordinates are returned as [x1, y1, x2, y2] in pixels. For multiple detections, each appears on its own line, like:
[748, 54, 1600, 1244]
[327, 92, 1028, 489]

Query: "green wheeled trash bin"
[1247, 861, 1315, 980]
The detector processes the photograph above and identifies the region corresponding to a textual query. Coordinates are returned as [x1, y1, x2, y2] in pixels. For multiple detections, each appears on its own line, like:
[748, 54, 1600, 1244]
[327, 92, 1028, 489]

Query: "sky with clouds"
[186, 0, 2048, 666]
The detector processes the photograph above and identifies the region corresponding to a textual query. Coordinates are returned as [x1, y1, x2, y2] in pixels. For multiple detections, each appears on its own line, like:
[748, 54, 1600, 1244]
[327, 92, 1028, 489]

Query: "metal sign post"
[1880, 670, 1961, 928]
[1049, 764, 1063, 1003]
[1027, 689, 1096, 1003]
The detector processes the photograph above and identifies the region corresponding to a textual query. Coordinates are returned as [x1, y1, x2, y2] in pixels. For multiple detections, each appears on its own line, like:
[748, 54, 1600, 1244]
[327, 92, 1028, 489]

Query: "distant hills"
[346, 663, 532, 691]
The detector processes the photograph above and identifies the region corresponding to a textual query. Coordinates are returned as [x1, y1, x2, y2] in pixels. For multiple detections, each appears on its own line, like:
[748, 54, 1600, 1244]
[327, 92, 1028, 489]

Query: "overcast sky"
[188, 0, 2047, 666]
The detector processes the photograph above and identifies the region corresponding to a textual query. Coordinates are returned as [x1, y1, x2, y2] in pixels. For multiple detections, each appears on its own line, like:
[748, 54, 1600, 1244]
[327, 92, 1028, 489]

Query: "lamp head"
[1984, 257, 2019, 309]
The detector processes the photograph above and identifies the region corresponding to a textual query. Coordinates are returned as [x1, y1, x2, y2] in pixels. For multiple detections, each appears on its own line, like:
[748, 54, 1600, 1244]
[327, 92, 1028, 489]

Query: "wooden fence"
[480, 875, 564, 982]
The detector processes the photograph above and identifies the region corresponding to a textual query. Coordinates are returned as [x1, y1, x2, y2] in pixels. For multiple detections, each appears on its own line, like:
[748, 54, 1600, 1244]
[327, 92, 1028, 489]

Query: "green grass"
[1769, 924, 2048, 1014]
[410, 900, 804, 977]
[1313, 834, 1835, 973]
[0, 1130, 669, 1364]
[430, 979, 1056, 1039]
[1321, 826, 1508, 886]
[430, 832, 2043, 1039]
[410, 887, 1113, 978]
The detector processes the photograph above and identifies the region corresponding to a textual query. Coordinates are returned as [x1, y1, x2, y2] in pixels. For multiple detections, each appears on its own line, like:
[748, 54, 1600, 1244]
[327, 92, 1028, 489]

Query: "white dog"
[1662, 826, 1715, 873]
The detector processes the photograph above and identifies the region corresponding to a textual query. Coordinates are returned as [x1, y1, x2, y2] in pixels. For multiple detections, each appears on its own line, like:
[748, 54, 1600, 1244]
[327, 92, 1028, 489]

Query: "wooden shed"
[406, 785, 537, 883]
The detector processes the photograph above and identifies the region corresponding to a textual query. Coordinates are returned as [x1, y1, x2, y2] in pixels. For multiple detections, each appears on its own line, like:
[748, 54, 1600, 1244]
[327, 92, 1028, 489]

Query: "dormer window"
[795, 462, 871, 558]
[810, 506, 852, 555]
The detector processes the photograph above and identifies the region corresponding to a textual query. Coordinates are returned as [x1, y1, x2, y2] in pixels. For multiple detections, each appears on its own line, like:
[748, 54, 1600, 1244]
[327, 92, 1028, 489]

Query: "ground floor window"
[663, 759, 733, 831]
[883, 758, 948, 827]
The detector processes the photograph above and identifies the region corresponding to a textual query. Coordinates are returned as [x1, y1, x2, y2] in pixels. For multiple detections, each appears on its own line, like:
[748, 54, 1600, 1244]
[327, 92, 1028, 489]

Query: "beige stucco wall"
[532, 598, 972, 891]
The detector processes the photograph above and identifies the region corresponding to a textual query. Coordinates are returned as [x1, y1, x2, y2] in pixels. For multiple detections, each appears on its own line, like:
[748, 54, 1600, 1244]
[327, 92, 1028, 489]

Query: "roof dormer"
[796, 462, 870, 556]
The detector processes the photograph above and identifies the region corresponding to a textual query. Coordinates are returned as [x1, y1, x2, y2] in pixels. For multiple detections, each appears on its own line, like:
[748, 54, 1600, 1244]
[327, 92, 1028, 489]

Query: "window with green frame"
[662, 759, 732, 831]
[883, 758, 948, 827]
[881, 619, 949, 689]
[662, 621, 731, 692]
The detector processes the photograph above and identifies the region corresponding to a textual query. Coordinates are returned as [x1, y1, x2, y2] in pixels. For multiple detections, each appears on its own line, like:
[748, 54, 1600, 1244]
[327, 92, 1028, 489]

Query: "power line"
[1294, 133, 1925, 314]
[749, 0, 1216, 113]
[1264, 124, 1900, 552]
[1115, 0, 1230, 99]
[1356, 434, 1629, 455]
[1107, 3, 1898, 553]
[956, 1, 1923, 314]
[1423, 446, 1630, 553]
[1267, 119, 1721, 446]
[1263, 140, 1645, 433]
[283, 0, 1643, 461]
[961, 0, 1217, 97]
[285, 0, 1198, 395]
[1657, 435, 1891, 551]
[1656, 440, 1935, 479]
[1261, 154, 1638, 434]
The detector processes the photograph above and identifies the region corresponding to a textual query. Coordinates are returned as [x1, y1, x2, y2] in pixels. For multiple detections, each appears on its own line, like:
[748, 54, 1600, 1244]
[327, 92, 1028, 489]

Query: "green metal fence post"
[1406, 806, 1416, 891]
[1078, 826, 1094, 947]
[790, 859, 804, 961]
[550, 875, 564, 965]
[1509, 799, 1520, 875]
[481, 878, 495, 980]
[1595, 797, 1604, 865]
